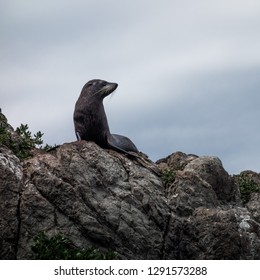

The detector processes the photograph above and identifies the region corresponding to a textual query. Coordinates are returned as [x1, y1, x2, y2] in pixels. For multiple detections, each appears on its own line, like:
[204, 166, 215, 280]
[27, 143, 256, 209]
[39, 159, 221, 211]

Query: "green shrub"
[0, 121, 56, 159]
[31, 233, 119, 260]
[234, 173, 260, 204]
[162, 168, 176, 186]
[0, 124, 13, 149]
[15, 124, 44, 159]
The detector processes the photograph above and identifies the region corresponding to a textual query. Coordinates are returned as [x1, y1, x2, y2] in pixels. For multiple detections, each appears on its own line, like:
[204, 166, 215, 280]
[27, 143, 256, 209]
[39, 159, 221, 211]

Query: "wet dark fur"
[73, 79, 138, 154]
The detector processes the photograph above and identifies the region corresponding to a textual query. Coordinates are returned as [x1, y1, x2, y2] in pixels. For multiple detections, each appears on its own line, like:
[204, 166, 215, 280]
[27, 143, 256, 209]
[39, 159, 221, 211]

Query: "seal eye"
[87, 83, 93, 87]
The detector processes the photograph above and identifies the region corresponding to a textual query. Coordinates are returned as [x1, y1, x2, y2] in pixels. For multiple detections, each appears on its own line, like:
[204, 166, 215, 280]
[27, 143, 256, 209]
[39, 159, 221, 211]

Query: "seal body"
[73, 79, 138, 154]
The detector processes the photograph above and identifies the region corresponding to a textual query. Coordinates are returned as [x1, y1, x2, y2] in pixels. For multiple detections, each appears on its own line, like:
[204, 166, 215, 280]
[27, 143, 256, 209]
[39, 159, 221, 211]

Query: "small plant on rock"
[31, 233, 119, 260]
[162, 168, 176, 186]
[234, 173, 260, 204]
[0, 116, 56, 159]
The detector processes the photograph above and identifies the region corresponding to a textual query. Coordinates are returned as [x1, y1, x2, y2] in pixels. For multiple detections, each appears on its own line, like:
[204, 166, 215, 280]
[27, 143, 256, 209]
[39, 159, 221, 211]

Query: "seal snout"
[102, 82, 118, 97]
[108, 82, 118, 91]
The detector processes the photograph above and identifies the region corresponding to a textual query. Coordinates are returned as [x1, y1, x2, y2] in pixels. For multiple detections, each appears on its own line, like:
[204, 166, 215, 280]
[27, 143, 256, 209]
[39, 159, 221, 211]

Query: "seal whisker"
[93, 88, 105, 96]
[92, 85, 114, 97]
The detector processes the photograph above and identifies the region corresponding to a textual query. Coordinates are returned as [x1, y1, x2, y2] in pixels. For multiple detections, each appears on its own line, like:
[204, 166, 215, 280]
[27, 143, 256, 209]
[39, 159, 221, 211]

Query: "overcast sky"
[1, 0, 260, 174]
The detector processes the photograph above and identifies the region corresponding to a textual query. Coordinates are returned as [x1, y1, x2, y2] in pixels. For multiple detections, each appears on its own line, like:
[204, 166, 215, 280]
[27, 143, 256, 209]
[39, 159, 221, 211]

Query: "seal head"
[73, 79, 138, 154]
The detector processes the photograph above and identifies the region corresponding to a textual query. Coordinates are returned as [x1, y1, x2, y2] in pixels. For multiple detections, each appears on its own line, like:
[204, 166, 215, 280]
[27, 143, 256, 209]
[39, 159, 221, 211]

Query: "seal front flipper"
[107, 133, 139, 155]
[75, 131, 82, 141]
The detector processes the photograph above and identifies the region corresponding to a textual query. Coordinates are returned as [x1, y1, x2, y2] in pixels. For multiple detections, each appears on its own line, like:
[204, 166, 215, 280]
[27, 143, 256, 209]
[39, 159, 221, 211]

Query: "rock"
[163, 207, 260, 259]
[177, 156, 241, 209]
[240, 171, 260, 185]
[158, 153, 242, 214]
[157, 152, 260, 259]
[0, 113, 260, 259]
[0, 111, 23, 148]
[19, 141, 170, 259]
[156, 151, 198, 172]
[241, 171, 260, 224]
[246, 193, 260, 224]
[0, 145, 23, 259]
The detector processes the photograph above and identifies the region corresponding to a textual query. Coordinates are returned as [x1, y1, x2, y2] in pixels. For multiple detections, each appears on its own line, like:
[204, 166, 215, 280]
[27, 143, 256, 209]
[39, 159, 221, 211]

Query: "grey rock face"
[166, 156, 242, 215]
[0, 145, 23, 259]
[157, 153, 259, 259]
[0, 117, 259, 259]
[19, 142, 169, 259]
[247, 193, 260, 224]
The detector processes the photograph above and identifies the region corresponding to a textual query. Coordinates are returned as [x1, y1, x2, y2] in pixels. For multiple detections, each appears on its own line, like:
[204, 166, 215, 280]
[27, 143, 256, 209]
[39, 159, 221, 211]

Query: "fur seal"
[73, 79, 139, 155]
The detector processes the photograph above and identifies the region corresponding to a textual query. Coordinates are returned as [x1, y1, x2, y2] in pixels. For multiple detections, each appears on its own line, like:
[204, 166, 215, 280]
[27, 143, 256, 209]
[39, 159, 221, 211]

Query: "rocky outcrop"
[0, 116, 260, 259]
[19, 141, 169, 259]
[0, 145, 23, 259]
[157, 152, 260, 259]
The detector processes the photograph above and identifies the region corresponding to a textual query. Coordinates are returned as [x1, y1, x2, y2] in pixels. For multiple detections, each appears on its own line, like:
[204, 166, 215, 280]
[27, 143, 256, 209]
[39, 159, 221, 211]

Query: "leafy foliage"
[31, 233, 119, 260]
[0, 118, 56, 159]
[14, 124, 44, 159]
[0, 124, 12, 148]
[234, 173, 260, 204]
[42, 143, 59, 151]
[162, 168, 176, 186]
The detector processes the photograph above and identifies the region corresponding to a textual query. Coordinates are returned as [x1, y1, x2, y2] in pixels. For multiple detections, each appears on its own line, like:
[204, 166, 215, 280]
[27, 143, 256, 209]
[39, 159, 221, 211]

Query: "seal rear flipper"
[106, 133, 129, 154]
[106, 133, 138, 155]
[110, 134, 138, 152]
[107, 134, 160, 175]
